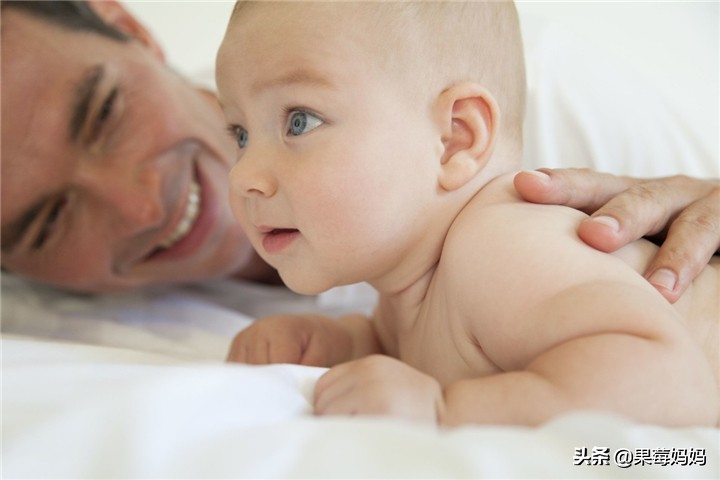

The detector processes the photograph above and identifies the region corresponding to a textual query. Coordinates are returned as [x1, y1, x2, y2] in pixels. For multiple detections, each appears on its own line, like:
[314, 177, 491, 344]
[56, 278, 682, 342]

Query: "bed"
[3, 3, 718, 478]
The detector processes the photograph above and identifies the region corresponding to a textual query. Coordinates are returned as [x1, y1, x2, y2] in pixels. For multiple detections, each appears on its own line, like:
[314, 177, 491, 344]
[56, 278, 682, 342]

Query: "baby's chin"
[280, 271, 339, 297]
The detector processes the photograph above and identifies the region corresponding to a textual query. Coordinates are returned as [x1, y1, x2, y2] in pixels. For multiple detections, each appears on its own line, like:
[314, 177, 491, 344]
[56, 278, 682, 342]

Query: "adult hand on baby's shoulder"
[313, 355, 444, 424]
[226, 314, 352, 367]
[514, 169, 719, 303]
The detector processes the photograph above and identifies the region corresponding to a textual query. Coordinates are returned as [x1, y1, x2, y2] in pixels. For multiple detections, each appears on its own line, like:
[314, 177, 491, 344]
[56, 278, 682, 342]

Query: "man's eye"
[89, 88, 118, 143]
[286, 110, 323, 137]
[33, 198, 66, 250]
[98, 89, 116, 123]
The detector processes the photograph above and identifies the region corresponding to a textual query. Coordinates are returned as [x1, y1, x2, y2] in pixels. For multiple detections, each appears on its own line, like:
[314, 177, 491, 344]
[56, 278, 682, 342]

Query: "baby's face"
[216, 2, 443, 295]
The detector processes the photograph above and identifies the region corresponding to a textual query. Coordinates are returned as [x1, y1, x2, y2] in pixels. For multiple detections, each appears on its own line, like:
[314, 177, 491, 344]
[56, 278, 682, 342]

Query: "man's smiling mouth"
[158, 179, 201, 249]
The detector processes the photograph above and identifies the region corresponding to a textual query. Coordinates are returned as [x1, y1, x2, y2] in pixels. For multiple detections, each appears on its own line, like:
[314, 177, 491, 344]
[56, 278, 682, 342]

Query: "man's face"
[1, 9, 255, 292]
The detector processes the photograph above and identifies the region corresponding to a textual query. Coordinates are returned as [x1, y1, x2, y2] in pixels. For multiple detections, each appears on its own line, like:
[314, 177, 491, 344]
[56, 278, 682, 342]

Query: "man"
[1, 0, 717, 302]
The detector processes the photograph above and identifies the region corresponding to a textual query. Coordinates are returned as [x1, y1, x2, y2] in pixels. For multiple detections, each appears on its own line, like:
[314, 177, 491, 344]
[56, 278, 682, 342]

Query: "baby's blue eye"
[226, 125, 248, 149]
[287, 110, 323, 137]
[236, 127, 249, 148]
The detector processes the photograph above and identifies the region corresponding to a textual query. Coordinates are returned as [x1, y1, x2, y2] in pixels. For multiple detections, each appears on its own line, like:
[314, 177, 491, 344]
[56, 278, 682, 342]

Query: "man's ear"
[434, 82, 499, 192]
[86, 0, 165, 62]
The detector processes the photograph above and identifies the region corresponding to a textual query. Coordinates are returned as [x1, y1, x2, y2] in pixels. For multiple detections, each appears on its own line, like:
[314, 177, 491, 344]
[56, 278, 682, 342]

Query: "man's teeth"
[159, 180, 201, 249]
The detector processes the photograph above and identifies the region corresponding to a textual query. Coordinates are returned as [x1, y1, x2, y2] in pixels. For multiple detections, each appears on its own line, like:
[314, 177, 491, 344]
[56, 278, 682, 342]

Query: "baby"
[217, 1, 719, 427]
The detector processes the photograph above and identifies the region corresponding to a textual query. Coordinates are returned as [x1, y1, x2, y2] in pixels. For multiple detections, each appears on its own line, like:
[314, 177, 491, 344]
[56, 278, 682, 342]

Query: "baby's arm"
[227, 313, 382, 366]
[441, 282, 715, 426]
[313, 282, 716, 426]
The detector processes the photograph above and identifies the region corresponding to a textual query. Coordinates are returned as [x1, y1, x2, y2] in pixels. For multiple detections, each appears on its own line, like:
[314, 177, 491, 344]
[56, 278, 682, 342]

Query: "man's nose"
[229, 144, 278, 199]
[77, 161, 164, 233]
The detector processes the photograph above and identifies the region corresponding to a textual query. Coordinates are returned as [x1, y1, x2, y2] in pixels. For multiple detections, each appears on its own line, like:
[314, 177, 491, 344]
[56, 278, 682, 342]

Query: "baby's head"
[220, 1, 525, 159]
[224, 0, 524, 146]
[216, 1, 526, 294]
[358, 0, 526, 150]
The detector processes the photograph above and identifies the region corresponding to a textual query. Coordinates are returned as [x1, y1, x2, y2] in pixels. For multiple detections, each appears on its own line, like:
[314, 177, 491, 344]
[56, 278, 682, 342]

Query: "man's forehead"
[2, 11, 83, 108]
[1, 28, 75, 169]
[1, 13, 81, 227]
[2, 8, 104, 77]
[0, 105, 67, 225]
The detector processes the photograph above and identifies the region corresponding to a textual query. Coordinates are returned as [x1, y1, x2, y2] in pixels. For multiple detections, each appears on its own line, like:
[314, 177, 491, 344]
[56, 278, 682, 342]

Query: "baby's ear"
[434, 83, 499, 192]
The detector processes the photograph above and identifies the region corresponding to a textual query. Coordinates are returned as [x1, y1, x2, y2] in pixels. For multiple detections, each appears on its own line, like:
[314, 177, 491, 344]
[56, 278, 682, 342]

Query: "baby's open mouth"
[267, 228, 298, 235]
[260, 227, 300, 254]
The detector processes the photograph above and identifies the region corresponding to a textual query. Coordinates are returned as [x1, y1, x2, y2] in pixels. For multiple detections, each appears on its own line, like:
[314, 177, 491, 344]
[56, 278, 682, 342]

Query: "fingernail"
[523, 169, 550, 183]
[648, 268, 677, 292]
[590, 215, 620, 232]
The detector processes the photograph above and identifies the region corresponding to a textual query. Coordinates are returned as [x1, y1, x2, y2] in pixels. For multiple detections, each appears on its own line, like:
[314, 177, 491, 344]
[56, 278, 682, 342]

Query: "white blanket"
[4, 334, 717, 479]
[3, 276, 718, 479]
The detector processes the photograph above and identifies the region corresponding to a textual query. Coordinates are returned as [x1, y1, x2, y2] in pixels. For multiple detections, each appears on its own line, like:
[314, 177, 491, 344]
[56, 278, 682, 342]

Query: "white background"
[124, 1, 718, 174]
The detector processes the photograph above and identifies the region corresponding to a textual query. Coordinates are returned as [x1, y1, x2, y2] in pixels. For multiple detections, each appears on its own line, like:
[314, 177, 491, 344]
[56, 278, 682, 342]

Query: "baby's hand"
[227, 314, 352, 367]
[314, 355, 444, 424]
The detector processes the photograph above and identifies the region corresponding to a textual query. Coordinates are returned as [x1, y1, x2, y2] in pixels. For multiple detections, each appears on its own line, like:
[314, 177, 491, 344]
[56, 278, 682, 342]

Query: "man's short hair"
[1, 0, 128, 41]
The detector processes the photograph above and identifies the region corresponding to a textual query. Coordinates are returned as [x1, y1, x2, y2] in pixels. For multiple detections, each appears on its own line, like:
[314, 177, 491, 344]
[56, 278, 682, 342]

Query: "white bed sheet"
[3, 3, 719, 479]
[1, 274, 376, 361]
[3, 273, 719, 479]
[4, 335, 717, 479]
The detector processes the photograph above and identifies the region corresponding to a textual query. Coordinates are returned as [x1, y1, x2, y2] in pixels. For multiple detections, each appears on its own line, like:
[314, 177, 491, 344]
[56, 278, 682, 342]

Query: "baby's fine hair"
[374, 1, 526, 143]
[232, 1, 526, 142]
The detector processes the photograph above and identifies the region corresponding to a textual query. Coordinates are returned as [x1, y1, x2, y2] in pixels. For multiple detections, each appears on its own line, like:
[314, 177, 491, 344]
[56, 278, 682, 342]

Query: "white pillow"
[519, 3, 718, 177]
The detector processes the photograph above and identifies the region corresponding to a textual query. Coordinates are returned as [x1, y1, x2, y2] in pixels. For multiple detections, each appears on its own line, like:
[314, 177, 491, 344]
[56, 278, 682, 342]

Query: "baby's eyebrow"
[252, 68, 335, 95]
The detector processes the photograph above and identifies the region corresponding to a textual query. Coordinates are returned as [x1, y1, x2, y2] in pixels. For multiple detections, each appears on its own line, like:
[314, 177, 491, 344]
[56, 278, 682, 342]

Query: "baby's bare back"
[376, 175, 719, 425]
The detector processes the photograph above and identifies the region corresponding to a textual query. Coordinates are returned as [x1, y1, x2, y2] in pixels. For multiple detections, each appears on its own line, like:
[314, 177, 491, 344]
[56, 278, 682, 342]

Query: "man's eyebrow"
[251, 69, 335, 95]
[0, 68, 102, 253]
[69, 64, 104, 142]
[1, 195, 51, 252]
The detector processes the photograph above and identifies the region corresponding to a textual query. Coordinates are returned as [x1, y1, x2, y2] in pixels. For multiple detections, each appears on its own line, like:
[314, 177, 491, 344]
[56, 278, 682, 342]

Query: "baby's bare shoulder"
[443, 176, 589, 275]
[437, 176, 679, 365]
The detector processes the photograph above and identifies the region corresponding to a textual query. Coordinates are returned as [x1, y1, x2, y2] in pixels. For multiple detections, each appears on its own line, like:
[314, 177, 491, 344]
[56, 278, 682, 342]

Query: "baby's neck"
[368, 143, 522, 307]
[473, 141, 524, 189]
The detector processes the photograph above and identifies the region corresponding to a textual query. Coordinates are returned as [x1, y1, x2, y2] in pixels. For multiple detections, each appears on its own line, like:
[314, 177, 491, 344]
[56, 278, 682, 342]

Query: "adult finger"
[513, 168, 634, 213]
[578, 176, 716, 253]
[644, 190, 720, 303]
